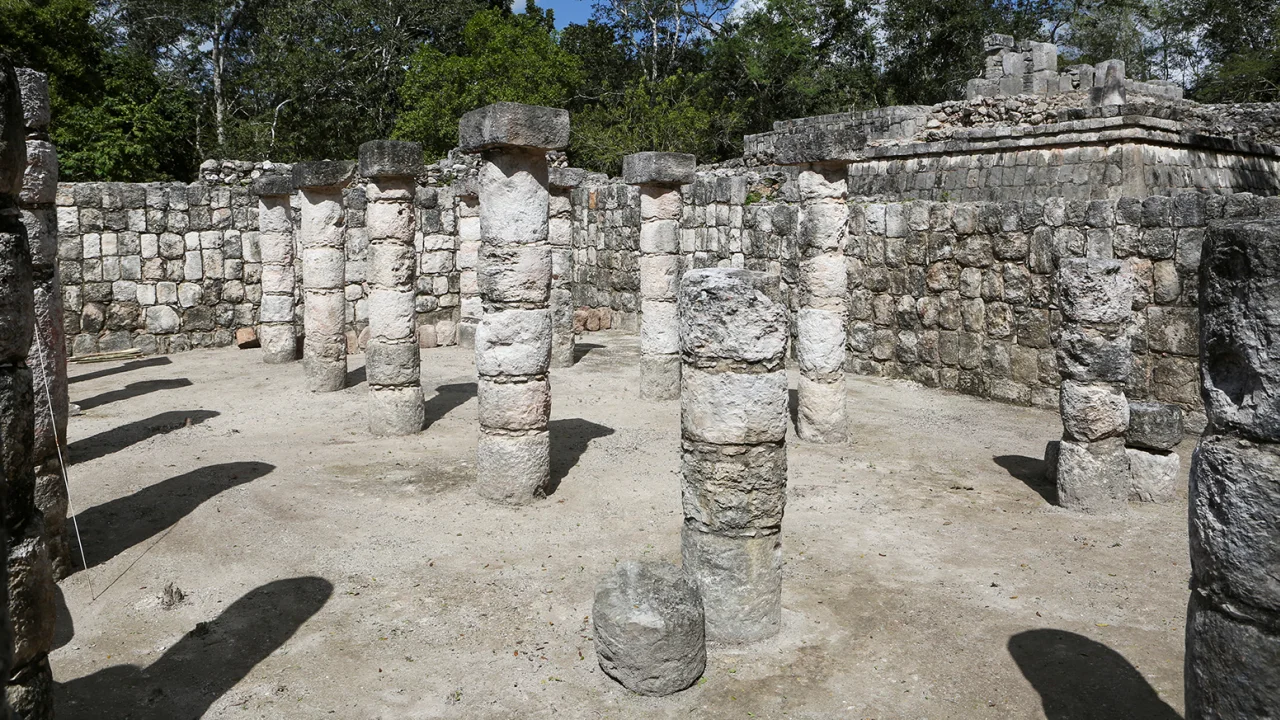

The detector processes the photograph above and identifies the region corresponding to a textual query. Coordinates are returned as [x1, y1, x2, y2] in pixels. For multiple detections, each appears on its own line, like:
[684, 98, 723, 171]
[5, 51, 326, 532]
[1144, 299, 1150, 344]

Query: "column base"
[1185, 590, 1280, 718]
[457, 319, 478, 350]
[259, 324, 298, 364]
[681, 524, 782, 644]
[796, 374, 847, 444]
[369, 385, 425, 436]
[641, 353, 681, 400]
[303, 355, 346, 393]
[7, 654, 52, 720]
[477, 429, 550, 505]
[1056, 437, 1129, 512]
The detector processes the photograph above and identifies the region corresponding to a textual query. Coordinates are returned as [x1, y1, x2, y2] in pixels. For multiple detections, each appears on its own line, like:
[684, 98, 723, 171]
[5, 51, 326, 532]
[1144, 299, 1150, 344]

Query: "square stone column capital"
[292, 160, 356, 191]
[623, 152, 696, 187]
[359, 140, 424, 179]
[251, 174, 294, 198]
[458, 102, 569, 153]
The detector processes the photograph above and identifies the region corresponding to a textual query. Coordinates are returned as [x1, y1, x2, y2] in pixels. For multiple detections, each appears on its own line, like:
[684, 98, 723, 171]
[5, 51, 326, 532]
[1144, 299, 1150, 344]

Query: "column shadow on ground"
[547, 418, 615, 496]
[69, 357, 172, 385]
[76, 378, 193, 411]
[1008, 629, 1182, 720]
[68, 410, 219, 464]
[423, 382, 476, 429]
[344, 364, 365, 388]
[72, 461, 274, 571]
[56, 576, 333, 720]
[993, 454, 1058, 504]
[573, 343, 605, 362]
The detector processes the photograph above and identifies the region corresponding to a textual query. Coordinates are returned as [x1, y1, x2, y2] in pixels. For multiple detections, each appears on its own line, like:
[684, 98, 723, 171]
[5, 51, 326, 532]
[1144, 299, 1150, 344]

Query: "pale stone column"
[293, 161, 355, 392]
[679, 268, 788, 644]
[456, 193, 480, 348]
[252, 172, 297, 364]
[624, 153, 695, 400]
[17, 68, 69, 581]
[1, 61, 54, 720]
[359, 140, 425, 435]
[794, 163, 849, 443]
[459, 103, 569, 505]
[1053, 258, 1134, 512]
[1186, 219, 1280, 716]
[548, 167, 583, 368]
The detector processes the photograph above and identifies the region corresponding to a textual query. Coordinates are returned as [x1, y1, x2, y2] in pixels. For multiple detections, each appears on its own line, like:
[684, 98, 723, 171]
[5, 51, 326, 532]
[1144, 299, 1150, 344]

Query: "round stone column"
[252, 172, 297, 364]
[624, 152, 695, 400]
[459, 102, 569, 504]
[795, 163, 849, 443]
[1186, 219, 1280, 716]
[548, 167, 584, 368]
[1052, 258, 1134, 512]
[293, 161, 355, 392]
[1, 60, 54, 720]
[359, 140, 425, 435]
[678, 268, 788, 644]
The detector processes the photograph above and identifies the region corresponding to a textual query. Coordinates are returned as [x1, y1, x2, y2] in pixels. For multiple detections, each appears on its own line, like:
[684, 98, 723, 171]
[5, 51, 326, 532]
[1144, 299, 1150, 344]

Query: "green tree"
[394, 8, 583, 158]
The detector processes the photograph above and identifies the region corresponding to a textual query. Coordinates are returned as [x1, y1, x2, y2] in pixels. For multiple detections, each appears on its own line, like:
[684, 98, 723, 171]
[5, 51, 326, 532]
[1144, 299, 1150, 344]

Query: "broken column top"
[251, 173, 294, 197]
[458, 102, 569, 153]
[292, 160, 356, 190]
[358, 140, 424, 179]
[15, 68, 49, 131]
[549, 166, 606, 190]
[679, 268, 787, 366]
[623, 152, 697, 187]
[1056, 258, 1133, 326]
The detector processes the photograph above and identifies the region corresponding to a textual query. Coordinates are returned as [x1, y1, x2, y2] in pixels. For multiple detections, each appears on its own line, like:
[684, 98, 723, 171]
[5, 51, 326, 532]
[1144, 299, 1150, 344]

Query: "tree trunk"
[213, 33, 225, 147]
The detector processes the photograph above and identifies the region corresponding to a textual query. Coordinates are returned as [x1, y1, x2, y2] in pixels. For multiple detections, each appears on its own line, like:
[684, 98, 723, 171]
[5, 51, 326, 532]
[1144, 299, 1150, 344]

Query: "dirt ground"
[50, 330, 1192, 719]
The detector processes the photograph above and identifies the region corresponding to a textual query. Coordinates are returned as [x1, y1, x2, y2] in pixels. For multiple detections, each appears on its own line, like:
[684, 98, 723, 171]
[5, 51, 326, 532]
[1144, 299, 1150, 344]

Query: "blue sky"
[515, 0, 596, 28]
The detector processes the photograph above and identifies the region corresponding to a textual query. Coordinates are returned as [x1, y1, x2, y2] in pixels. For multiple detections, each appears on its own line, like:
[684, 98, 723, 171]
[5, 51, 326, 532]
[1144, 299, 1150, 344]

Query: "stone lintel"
[251, 174, 294, 197]
[750, 126, 868, 167]
[358, 140, 424, 179]
[623, 152, 697, 187]
[458, 102, 569, 154]
[292, 160, 356, 190]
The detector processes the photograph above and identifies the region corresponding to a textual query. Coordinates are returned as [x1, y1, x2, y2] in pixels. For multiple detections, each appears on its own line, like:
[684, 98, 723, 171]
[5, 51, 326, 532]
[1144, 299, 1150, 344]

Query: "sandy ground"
[50, 331, 1192, 719]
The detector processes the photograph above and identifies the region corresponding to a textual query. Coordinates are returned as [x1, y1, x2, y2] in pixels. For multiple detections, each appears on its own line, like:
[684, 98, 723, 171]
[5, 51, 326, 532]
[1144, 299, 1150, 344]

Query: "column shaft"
[294, 161, 354, 393]
[253, 175, 296, 363]
[795, 164, 849, 443]
[548, 181, 576, 368]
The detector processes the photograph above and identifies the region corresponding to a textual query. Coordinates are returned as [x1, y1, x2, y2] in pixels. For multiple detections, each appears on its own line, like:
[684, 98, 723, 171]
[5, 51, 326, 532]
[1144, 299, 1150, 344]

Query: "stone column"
[252, 172, 296, 364]
[1053, 258, 1134, 512]
[678, 268, 788, 644]
[1, 60, 54, 720]
[794, 163, 849, 443]
[1185, 219, 1280, 716]
[17, 69, 69, 580]
[359, 140, 425, 435]
[293, 161, 354, 392]
[459, 102, 569, 504]
[548, 167, 583, 368]
[456, 192, 481, 348]
[624, 153, 695, 400]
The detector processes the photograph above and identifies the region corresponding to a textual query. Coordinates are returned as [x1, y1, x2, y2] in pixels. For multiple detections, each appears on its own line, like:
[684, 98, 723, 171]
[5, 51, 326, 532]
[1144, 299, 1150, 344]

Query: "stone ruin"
[3, 35, 1280, 711]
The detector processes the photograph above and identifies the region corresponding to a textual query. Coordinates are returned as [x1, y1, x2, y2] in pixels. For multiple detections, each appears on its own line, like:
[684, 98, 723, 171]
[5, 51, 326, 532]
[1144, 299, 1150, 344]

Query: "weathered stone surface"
[476, 430, 550, 505]
[683, 441, 786, 533]
[623, 152, 696, 187]
[1126, 401, 1184, 451]
[358, 140, 423, 178]
[681, 526, 782, 644]
[1056, 258, 1133, 326]
[796, 375, 847, 444]
[477, 244, 551, 304]
[478, 376, 550, 431]
[251, 174, 293, 197]
[364, 341, 420, 387]
[795, 308, 845, 377]
[1185, 591, 1280, 719]
[593, 560, 705, 697]
[768, 126, 867, 166]
[15, 68, 49, 130]
[292, 160, 356, 190]
[1056, 437, 1129, 512]
[1059, 380, 1129, 442]
[1055, 326, 1132, 383]
[682, 367, 788, 445]
[640, 353, 681, 401]
[479, 150, 549, 247]
[0, 64, 24, 199]
[458, 102, 569, 152]
[1127, 447, 1179, 503]
[367, 385, 425, 436]
[679, 269, 787, 366]
[0, 229, 34, 362]
[475, 309, 552, 377]
[639, 300, 679, 356]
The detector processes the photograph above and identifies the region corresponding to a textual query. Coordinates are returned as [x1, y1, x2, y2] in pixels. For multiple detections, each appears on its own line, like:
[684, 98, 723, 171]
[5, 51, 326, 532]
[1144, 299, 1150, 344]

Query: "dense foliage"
[2, 0, 1277, 180]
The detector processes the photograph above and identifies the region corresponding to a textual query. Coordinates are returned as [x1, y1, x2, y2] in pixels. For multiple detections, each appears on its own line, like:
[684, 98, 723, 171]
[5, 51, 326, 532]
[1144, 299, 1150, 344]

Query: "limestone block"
[1060, 380, 1129, 442]
[305, 289, 346, 338]
[1057, 258, 1133, 326]
[478, 244, 551, 304]
[476, 430, 550, 504]
[475, 308, 552, 377]
[365, 201, 414, 240]
[458, 102, 569, 152]
[639, 219, 679, 254]
[1126, 401, 1184, 451]
[478, 376, 550, 431]
[640, 188, 682, 221]
[639, 255, 680, 301]
[797, 375, 847, 444]
[358, 139, 423, 178]
[796, 166, 845, 201]
[302, 247, 345, 290]
[1056, 326, 1132, 383]
[260, 264, 294, 294]
[364, 340, 420, 387]
[681, 525, 782, 644]
[144, 305, 179, 335]
[769, 125, 866, 166]
[258, 325, 296, 364]
[258, 294, 294, 323]
[15, 68, 49, 129]
[20, 140, 57, 205]
[683, 440, 786, 533]
[679, 269, 786, 366]
[1056, 437, 1129, 512]
[7, 527, 55, 668]
[251, 174, 293, 198]
[623, 152, 696, 187]
[479, 151, 549, 247]
[1185, 592, 1280, 718]
[682, 367, 787, 445]
[367, 289, 415, 341]
[368, 385, 425, 436]
[1127, 447, 1179, 503]
[292, 160, 356, 190]
[641, 300, 680, 356]
[800, 202, 847, 251]
[640, 353, 681, 401]
[593, 560, 705, 697]
[795, 308, 845, 377]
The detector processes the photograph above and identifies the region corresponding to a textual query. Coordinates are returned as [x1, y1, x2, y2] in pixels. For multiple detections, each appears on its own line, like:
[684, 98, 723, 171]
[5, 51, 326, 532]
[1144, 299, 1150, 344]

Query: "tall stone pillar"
[1053, 258, 1134, 512]
[1, 60, 54, 720]
[17, 69, 68, 580]
[794, 163, 849, 443]
[293, 161, 355, 392]
[456, 192, 481, 349]
[678, 268, 788, 644]
[252, 172, 297, 364]
[359, 140, 425, 435]
[459, 102, 569, 504]
[1185, 219, 1280, 716]
[548, 167, 583, 368]
[624, 153, 695, 400]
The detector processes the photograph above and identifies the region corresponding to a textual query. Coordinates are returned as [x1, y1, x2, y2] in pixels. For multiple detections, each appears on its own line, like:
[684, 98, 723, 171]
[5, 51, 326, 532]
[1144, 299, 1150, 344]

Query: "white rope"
[32, 332, 92, 598]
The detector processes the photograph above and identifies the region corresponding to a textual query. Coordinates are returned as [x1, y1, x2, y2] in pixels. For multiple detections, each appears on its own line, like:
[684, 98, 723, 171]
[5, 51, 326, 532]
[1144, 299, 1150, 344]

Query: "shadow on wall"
[56, 576, 333, 720]
[1008, 629, 1182, 720]
[548, 418, 615, 496]
[73, 461, 274, 570]
[69, 410, 220, 464]
[75, 378, 194, 411]
[993, 454, 1058, 505]
[68, 357, 172, 385]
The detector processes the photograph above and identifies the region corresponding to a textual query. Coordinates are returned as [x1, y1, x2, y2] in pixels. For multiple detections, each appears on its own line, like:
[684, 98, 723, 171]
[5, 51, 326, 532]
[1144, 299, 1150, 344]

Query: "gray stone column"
[459, 102, 569, 504]
[17, 68, 68, 581]
[359, 141, 425, 435]
[795, 163, 849, 443]
[456, 193, 480, 348]
[679, 268, 788, 644]
[548, 167, 583, 368]
[252, 172, 297, 364]
[624, 153, 695, 400]
[1053, 258, 1134, 512]
[1, 60, 54, 720]
[293, 161, 354, 392]
[1186, 219, 1280, 716]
